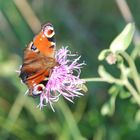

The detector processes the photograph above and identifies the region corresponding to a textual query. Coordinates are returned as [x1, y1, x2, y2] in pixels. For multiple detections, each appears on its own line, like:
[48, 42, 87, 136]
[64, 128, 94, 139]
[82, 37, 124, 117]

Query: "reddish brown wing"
[19, 42, 56, 95]
[20, 23, 56, 96]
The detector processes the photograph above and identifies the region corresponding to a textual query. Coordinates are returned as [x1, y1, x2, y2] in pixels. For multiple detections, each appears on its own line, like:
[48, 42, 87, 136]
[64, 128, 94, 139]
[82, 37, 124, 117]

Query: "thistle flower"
[38, 47, 86, 111]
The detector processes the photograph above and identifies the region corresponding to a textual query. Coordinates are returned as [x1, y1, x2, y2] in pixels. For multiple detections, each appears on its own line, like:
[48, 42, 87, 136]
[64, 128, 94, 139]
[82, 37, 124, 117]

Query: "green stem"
[124, 80, 140, 106]
[131, 43, 140, 60]
[83, 77, 123, 85]
[83, 77, 107, 82]
[58, 99, 86, 140]
[119, 51, 140, 94]
[83, 77, 140, 107]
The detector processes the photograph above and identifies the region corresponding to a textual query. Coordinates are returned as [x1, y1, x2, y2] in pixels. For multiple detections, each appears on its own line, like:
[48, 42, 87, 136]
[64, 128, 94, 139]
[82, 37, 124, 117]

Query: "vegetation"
[1, 0, 140, 140]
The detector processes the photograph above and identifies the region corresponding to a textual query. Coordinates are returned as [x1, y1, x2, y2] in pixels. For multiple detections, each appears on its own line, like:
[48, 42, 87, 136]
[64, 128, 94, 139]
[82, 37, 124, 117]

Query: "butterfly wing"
[19, 42, 56, 95]
[19, 23, 57, 96]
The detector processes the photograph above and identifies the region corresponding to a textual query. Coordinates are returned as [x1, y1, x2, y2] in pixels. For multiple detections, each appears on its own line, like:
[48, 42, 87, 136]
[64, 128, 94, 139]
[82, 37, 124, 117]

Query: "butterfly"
[19, 23, 57, 96]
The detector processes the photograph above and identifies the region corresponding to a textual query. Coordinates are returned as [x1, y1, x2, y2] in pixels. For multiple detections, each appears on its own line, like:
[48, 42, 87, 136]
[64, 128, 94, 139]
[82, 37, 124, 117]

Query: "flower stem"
[83, 77, 123, 85]
[84, 77, 140, 107]
[124, 80, 140, 106]
[119, 51, 140, 94]
[58, 99, 86, 140]
[83, 77, 107, 82]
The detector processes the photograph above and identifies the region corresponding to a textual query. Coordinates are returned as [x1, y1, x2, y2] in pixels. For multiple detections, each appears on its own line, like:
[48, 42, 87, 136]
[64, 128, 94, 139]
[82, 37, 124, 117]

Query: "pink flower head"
[37, 47, 86, 111]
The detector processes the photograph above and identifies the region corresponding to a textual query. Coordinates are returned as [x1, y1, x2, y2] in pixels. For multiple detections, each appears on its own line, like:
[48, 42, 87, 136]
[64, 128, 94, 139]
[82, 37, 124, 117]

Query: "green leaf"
[101, 102, 111, 116]
[119, 90, 131, 99]
[109, 85, 120, 95]
[98, 49, 111, 61]
[110, 23, 135, 53]
[101, 93, 118, 116]
[109, 85, 131, 99]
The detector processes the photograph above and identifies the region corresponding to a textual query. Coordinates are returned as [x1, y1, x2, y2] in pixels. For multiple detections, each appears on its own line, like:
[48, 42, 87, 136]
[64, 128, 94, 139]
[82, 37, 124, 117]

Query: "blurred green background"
[0, 0, 140, 140]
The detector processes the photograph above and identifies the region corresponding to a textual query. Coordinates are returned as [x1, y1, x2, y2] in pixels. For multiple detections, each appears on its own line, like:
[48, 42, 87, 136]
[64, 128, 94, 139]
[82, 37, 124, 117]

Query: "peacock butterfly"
[19, 23, 57, 96]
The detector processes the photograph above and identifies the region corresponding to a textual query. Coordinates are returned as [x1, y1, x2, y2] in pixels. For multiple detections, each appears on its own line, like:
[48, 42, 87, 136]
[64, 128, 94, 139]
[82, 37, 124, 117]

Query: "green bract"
[110, 23, 135, 53]
[98, 49, 111, 61]
[101, 92, 118, 116]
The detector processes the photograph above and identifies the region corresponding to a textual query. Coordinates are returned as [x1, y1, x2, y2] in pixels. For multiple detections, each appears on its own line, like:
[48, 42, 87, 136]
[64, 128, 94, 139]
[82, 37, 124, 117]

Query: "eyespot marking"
[33, 84, 45, 96]
[29, 42, 39, 53]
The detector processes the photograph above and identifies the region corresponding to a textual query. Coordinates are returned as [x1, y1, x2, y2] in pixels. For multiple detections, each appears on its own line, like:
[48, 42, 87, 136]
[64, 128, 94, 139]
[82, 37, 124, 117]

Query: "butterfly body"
[19, 23, 56, 96]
